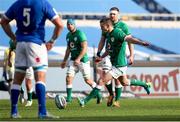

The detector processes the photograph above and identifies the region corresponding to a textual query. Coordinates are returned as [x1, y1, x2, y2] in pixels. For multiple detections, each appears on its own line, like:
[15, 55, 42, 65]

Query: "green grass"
[0, 98, 180, 121]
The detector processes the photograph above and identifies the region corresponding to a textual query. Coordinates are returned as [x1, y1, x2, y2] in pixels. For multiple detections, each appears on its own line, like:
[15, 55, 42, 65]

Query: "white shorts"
[67, 60, 91, 79]
[109, 66, 127, 79]
[15, 42, 48, 70]
[97, 56, 112, 73]
[25, 67, 34, 80]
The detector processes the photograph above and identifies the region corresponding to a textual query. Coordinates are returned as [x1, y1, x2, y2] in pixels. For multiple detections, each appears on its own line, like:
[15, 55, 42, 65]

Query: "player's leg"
[66, 75, 74, 102]
[81, 61, 102, 104]
[66, 61, 76, 103]
[27, 43, 48, 117]
[119, 75, 151, 95]
[11, 69, 26, 118]
[11, 42, 27, 118]
[25, 67, 34, 107]
[78, 71, 113, 107]
[113, 79, 123, 107]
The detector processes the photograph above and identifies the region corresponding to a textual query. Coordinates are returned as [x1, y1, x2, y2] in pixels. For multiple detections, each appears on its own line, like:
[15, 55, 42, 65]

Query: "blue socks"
[35, 82, 47, 115]
[11, 84, 21, 115]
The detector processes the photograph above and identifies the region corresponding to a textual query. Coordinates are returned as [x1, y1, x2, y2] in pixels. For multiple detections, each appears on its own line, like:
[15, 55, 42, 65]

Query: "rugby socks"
[115, 84, 123, 101]
[130, 79, 147, 87]
[35, 81, 46, 115]
[91, 82, 102, 101]
[27, 89, 33, 101]
[66, 84, 72, 102]
[105, 80, 114, 96]
[84, 85, 102, 104]
[11, 84, 21, 115]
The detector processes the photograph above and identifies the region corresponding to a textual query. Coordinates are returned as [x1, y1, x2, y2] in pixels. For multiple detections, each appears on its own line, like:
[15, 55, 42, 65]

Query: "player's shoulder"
[76, 29, 86, 36]
[118, 20, 128, 26]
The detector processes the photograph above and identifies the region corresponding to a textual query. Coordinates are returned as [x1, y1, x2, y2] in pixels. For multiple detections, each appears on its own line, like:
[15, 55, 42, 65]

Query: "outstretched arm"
[125, 35, 150, 46]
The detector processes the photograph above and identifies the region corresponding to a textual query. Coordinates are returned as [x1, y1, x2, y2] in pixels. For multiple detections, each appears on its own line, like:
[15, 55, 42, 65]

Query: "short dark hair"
[110, 7, 119, 12]
[100, 17, 113, 25]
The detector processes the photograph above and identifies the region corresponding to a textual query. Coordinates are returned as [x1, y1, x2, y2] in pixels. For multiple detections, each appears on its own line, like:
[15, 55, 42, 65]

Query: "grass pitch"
[0, 98, 180, 121]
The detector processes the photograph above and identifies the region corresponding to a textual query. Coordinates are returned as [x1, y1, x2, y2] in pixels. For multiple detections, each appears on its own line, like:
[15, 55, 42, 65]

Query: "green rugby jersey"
[106, 28, 127, 67]
[66, 29, 89, 63]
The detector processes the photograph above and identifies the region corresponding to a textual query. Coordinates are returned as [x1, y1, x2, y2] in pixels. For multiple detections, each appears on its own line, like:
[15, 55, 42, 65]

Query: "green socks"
[130, 79, 147, 87]
[27, 92, 33, 101]
[66, 88, 72, 102]
[115, 87, 122, 101]
[84, 88, 100, 104]
[105, 82, 113, 96]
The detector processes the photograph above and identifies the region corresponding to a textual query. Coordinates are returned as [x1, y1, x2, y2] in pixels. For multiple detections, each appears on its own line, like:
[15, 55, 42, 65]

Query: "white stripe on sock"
[67, 84, 72, 88]
[106, 80, 111, 85]
[11, 84, 21, 90]
[36, 81, 46, 87]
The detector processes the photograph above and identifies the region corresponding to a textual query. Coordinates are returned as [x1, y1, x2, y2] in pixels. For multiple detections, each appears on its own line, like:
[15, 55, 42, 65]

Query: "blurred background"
[0, 0, 180, 99]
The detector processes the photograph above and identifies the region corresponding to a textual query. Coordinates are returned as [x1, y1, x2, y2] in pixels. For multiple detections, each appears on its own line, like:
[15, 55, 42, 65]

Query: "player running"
[78, 18, 151, 107]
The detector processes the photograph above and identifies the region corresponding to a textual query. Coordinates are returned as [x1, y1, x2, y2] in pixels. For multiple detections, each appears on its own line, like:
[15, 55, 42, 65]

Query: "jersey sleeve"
[78, 31, 87, 42]
[122, 23, 131, 35]
[44, 0, 58, 21]
[117, 29, 126, 42]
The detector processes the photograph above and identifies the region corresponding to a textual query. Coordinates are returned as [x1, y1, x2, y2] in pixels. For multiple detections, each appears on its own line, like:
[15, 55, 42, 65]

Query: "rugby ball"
[55, 94, 67, 109]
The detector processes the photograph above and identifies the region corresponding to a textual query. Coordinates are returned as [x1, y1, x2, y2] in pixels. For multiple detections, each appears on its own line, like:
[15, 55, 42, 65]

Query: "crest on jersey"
[111, 37, 114, 42]
[74, 37, 77, 41]
[70, 42, 75, 48]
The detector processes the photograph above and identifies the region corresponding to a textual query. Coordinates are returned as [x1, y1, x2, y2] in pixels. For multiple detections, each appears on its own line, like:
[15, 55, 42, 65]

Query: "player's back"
[5, 0, 56, 44]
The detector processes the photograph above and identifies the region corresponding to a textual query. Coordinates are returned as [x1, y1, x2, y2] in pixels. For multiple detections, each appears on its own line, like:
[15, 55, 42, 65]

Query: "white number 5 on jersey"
[23, 8, 31, 27]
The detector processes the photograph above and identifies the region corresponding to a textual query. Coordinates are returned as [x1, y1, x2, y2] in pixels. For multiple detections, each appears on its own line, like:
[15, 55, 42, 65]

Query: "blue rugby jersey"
[4, 0, 58, 45]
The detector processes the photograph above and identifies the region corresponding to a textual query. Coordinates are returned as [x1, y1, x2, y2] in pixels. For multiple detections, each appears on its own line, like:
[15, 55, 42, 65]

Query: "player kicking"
[97, 7, 134, 107]
[78, 18, 151, 107]
[1, 0, 63, 119]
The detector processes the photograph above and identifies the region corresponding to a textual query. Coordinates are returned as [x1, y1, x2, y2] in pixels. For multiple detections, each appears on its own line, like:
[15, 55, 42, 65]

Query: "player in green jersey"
[97, 7, 134, 107]
[61, 19, 101, 103]
[78, 18, 151, 107]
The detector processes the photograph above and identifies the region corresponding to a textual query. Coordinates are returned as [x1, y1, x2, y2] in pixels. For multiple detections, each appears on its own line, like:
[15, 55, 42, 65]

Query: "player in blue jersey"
[1, 0, 63, 119]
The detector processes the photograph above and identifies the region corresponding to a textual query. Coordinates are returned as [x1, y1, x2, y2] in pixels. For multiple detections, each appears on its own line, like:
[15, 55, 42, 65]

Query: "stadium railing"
[0, 11, 180, 21]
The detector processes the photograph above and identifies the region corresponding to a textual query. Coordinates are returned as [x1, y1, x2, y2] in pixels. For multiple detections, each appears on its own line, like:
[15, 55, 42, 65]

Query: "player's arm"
[127, 42, 134, 65]
[95, 50, 109, 63]
[61, 47, 70, 68]
[97, 35, 106, 57]
[125, 35, 150, 46]
[74, 41, 87, 65]
[1, 16, 16, 41]
[46, 17, 64, 51]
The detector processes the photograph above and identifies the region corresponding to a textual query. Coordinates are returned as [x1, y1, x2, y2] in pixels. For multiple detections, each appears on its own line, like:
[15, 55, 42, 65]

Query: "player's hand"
[46, 41, 54, 51]
[142, 41, 150, 46]
[74, 58, 81, 66]
[60, 61, 66, 68]
[95, 57, 102, 63]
